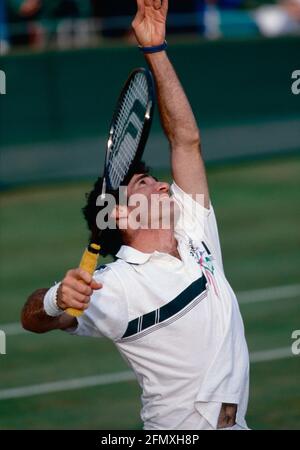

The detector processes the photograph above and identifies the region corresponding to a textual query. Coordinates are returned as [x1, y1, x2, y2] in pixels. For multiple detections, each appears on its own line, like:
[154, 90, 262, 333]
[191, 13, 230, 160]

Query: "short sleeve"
[171, 181, 224, 272]
[65, 265, 128, 341]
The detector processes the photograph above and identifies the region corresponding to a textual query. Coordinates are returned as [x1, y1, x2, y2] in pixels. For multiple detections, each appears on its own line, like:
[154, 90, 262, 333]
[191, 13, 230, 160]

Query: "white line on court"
[1, 283, 299, 336]
[238, 284, 300, 305]
[0, 347, 297, 401]
[0, 371, 135, 401]
[0, 322, 24, 336]
[249, 347, 294, 363]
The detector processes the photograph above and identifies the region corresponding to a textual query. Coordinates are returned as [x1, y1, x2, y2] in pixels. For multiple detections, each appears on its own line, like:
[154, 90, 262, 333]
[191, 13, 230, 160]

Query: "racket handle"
[65, 243, 101, 318]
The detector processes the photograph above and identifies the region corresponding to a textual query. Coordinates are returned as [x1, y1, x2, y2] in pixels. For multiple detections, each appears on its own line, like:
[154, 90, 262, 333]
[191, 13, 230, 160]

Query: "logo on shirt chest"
[188, 240, 214, 274]
[189, 239, 219, 297]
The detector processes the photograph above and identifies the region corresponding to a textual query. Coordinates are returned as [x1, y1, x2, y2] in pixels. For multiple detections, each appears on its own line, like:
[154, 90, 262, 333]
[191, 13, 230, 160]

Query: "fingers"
[65, 278, 93, 296]
[137, 0, 145, 12]
[161, 0, 168, 14]
[149, 0, 167, 11]
[134, 0, 145, 23]
[75, 268, 93, 284]
[133, 3, 145, 31]
[153, 0, 162, 10]
[66, 298, 89, 311]
[90, 280, 103, 290]
[65, 269, 102, 291]
[58, 269, 103, 311]
[138, 0, 167, 12]
[57, 283, 89, 311]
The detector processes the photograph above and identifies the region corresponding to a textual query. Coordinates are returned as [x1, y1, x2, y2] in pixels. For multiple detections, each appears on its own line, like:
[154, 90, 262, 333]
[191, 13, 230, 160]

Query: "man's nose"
[156, 182, 170, 193]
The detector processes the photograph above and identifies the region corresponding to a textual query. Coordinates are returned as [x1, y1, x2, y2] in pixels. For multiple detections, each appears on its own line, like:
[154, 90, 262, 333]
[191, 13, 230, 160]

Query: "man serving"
[22, 0, 250, 430]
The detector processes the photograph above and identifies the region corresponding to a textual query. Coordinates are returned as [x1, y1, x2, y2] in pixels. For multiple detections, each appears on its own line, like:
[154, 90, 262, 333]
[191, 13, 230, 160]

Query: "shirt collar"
[116, 245, 153, 265]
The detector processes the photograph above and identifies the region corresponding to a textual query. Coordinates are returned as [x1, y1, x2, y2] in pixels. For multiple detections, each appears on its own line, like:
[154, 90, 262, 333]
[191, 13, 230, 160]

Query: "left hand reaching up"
[132, 0, 168, 47]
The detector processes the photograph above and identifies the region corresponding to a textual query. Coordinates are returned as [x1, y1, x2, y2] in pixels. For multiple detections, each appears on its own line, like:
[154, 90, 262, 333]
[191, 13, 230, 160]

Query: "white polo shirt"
[68, 182, 250, 430]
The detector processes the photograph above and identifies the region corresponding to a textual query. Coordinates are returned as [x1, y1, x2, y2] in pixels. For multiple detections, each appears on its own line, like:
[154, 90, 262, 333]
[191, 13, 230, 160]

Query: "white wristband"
[43, 283, 64, 317]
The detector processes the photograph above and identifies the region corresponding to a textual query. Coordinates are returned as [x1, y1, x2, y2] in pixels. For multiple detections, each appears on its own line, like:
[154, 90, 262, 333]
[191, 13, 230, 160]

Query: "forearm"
[21, 269, 101, 334]
[21, 288, 76, 334]
[145, 51, 200, 149]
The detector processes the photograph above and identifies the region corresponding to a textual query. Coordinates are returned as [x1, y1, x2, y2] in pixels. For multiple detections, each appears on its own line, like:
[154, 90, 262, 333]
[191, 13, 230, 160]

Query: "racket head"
[103, 68, 155, 192]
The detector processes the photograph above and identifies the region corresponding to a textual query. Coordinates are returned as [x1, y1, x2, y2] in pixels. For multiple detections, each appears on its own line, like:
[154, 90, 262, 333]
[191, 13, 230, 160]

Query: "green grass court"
[0, 155, 300, 429]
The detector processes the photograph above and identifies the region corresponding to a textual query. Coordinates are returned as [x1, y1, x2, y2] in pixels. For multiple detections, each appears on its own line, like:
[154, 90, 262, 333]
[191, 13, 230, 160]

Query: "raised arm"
[132, 0, 210, 208]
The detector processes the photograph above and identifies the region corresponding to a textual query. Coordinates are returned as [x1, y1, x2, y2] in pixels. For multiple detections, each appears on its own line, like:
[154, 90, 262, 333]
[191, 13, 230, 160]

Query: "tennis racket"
[66, 68, 155, 317]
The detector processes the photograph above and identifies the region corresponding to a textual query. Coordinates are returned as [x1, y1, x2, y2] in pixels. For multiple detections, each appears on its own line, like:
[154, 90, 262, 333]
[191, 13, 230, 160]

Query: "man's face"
[127, 173, 169, 198]
[123, 173, 176, 230]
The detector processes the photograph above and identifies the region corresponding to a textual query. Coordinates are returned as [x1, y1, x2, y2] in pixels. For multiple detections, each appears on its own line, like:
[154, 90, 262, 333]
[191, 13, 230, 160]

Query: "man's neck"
[125, 228, 180, 260]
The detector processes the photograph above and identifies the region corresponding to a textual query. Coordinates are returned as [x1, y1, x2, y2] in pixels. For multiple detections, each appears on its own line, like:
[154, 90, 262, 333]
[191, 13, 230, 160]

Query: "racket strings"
[108, 73, 150, 189]
[110, 75, 147, 181]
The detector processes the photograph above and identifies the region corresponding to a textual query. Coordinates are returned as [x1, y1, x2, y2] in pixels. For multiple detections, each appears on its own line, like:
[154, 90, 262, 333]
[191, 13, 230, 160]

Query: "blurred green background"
[0, 34, 300, 430]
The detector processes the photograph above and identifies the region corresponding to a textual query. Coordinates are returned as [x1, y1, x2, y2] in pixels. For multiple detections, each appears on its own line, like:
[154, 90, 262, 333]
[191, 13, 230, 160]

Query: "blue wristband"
[139, 40, 167, 54]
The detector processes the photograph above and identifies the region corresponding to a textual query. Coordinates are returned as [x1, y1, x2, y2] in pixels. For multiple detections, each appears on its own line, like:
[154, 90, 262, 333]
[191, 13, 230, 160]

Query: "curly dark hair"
[82, 161, 150, 259]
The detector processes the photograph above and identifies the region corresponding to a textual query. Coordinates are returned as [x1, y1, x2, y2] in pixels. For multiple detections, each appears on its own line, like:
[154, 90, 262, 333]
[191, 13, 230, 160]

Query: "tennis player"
[22, 0, 250, 430]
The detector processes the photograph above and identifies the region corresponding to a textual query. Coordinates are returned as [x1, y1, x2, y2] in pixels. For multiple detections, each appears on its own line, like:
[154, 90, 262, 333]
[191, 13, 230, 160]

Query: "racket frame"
[102, 67, 155, 194]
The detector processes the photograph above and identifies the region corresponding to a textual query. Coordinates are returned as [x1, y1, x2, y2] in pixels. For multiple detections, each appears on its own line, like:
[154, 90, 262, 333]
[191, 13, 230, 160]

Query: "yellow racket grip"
[66, 243, 101, 318]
